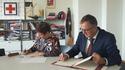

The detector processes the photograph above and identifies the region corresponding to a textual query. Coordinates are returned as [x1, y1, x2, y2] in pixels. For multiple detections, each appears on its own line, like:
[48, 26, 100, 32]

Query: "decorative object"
[46, 12, 56, 20]
[4, 2, 17, 15]
[65, 8, 74, 46]
[47, 0, 55, 8]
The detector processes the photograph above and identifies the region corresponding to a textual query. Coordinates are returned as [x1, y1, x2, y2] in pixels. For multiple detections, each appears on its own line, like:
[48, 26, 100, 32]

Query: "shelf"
[45, 18, 65, 21]
[0, 20, 36, 41]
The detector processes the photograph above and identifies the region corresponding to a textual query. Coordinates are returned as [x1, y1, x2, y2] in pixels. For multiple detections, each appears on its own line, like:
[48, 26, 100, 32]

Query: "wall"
[107, 0, 122, 54]
[122, 0, 125, 60]
[79, 0, 101, 26]
[72, 0, 79, 42]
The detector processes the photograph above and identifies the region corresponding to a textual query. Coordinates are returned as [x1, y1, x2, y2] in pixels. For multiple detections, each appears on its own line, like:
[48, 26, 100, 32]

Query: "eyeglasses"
[81, 26, 94, 32]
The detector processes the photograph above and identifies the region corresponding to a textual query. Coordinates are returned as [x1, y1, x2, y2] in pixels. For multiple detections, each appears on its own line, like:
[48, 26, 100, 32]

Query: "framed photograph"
[47, 0, 55, 8]
[4, 2, 17, 15]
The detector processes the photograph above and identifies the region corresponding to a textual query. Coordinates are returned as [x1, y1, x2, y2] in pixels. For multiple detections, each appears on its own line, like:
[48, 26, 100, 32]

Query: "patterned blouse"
[28, 33, 61, 57]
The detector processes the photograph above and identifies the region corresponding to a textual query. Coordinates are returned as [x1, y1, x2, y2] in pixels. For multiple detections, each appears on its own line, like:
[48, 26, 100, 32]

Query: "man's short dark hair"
[80, 14, 98, 25]
[36, 22, 51, 34]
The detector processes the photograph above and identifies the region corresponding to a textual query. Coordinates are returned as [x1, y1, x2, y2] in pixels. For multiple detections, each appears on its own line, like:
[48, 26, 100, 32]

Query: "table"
[0, 55, 121, 70]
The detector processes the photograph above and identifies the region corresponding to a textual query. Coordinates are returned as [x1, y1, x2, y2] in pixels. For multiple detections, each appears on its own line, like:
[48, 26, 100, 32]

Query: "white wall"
[107, 0, 122, 53]
[79, 0, 101, 26]
[122, 0, 125, 60]
[100, 0, 107, 29]
[72, 0, 79, 42]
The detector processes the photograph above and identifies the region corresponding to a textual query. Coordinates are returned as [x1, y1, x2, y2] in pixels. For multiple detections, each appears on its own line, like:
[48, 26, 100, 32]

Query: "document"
[72, 56, 92, 66]
[52, 56, 107, 70]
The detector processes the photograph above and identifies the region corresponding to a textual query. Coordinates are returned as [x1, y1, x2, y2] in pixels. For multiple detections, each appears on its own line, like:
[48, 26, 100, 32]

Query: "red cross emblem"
[6, 4, 15, 13]
[4, 2, 17, 15]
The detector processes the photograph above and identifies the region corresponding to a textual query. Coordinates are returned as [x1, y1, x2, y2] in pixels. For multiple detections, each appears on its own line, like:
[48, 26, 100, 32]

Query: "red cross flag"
[4, 2, 17, 15]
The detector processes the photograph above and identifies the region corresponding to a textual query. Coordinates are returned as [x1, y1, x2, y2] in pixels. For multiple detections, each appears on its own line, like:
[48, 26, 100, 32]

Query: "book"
[52, 56, 107, 70]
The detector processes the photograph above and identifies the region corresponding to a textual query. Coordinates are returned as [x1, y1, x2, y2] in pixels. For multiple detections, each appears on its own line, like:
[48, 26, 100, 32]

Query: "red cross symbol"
[6, 4, 15, 13]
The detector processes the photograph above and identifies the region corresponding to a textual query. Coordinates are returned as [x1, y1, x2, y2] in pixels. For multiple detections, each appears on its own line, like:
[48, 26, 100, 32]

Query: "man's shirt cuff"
[65, 53, 70, 59]
[104, 58, 108, 65]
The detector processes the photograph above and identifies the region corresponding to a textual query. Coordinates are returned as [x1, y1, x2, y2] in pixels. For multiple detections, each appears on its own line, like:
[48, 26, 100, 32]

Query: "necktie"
[86, 38, 94, 56]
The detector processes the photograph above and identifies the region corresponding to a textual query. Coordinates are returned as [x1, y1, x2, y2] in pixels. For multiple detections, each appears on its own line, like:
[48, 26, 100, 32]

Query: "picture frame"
[4, 2, 17, 15]
[47, 0, 55, 8]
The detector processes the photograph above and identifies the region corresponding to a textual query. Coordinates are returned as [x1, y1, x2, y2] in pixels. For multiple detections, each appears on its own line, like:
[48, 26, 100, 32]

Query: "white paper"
[54, 58, 83, 67]
[72, 56, 92, 66]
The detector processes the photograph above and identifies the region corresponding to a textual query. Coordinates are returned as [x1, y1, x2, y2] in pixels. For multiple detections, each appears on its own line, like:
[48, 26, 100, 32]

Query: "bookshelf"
[0, 20, 37, 41]
[44, 18, 65, 40]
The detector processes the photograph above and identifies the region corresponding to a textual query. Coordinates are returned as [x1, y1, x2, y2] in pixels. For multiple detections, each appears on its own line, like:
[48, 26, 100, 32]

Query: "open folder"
[52, 56, 107, 70]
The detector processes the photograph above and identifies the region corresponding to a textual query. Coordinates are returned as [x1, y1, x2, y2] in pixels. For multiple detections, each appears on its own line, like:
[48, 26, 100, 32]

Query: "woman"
[23, 22, 61, 57]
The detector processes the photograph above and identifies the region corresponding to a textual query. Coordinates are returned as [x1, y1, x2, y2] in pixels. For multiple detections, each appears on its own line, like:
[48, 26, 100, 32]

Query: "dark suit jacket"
[67, 27, 121, 66]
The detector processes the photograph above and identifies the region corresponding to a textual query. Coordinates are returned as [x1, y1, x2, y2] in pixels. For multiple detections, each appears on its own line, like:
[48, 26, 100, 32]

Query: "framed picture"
[47, 0, 55, 8]
[4, 2, 17, 15]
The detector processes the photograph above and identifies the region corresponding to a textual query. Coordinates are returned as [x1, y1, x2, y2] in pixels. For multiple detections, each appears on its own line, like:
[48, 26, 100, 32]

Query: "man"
[58, 14, 121, 66]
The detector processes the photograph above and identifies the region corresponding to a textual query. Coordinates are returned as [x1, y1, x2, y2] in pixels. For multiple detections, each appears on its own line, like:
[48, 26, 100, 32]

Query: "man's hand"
[58, 53, 69, 61]
[92, 53, 106, 65]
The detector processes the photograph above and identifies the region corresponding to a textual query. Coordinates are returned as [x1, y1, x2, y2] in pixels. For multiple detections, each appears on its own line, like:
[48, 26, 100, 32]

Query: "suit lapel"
[93, 29, 103, 52]
[82, 35, 87, 52]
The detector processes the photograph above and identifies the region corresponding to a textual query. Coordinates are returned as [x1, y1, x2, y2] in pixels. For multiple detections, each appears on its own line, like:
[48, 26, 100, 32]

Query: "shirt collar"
[88, 29, 99, 40]
[93, 30, 99, 39]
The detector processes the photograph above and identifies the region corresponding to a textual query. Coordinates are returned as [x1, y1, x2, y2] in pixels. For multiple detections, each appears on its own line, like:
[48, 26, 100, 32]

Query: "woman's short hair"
[36, 22, 51, 34]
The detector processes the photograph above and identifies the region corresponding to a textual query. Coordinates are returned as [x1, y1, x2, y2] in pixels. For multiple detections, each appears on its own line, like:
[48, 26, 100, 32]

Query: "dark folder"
[0, 49, 5, 56]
